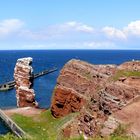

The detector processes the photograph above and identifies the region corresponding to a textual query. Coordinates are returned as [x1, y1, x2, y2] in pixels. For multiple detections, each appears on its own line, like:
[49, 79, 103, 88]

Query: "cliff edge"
[51, 59, 140, 138]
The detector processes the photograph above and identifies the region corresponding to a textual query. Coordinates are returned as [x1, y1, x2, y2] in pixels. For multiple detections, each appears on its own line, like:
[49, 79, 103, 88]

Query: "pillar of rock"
[14, 57, 38, 107]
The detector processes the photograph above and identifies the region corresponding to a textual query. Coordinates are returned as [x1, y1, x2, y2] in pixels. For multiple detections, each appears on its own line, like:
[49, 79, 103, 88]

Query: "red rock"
[51, 59, 115, 118]
[51, 86, 85, 117]
[118, 61, 140, 71]
[14, 57, 38, 108]
[50, 59, 140, 138]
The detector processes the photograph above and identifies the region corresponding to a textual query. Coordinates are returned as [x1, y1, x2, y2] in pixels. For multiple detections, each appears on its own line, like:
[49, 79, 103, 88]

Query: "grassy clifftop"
[112, 70, 140, 81]
[0, 110, 135, 140]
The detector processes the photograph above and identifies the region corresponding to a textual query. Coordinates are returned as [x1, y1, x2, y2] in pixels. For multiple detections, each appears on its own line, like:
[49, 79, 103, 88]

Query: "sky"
[0, 0, 140, 50]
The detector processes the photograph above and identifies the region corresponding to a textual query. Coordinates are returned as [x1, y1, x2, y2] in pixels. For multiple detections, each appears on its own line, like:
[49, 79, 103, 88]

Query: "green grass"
[11, 109, 77, 140]
[112, 70, 140, 81]
[0, 133, 26, 140]
[0, 110, 138, 140]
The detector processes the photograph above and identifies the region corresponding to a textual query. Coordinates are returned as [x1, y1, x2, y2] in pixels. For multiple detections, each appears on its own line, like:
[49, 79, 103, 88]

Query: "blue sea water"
[0, 50, 140, 134]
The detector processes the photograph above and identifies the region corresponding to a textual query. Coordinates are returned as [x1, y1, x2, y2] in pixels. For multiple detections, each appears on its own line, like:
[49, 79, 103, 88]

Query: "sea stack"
[14, 57, 38, 107]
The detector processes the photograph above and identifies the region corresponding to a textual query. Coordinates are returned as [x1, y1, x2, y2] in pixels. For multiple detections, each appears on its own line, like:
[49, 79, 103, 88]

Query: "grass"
[11, 109, 77, 140]
[110, 124, 132, 140]
[83, 72, 93, 80]
[0, 133, 21, 140]
[112, 70, 140, 81]
[0, 110, 138, 140]
[0, 134, 135, 140]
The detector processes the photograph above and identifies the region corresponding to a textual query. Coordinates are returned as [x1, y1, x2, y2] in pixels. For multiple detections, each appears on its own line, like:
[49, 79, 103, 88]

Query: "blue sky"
[0, 0, 140, 50]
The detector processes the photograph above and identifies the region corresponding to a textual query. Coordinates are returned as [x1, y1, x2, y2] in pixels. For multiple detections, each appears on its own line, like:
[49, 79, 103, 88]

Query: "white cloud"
[124, 20, 140, 36]
[102, 20, 140, 41]
[61, 21, 94, 33]
[65, 21, 94, 33]
[1, 19, 140, 49]
[19, 21, 94, 40]
[102, 26, 126, 40]
[0, 19, 24, 37]
[83, 41, 115, 49]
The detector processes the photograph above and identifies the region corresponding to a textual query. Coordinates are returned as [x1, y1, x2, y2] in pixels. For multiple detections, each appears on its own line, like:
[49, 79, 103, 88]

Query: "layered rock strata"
[51, 59, 116, 118]
[51, 59, 140, 138]
[14, 57, 38, 107]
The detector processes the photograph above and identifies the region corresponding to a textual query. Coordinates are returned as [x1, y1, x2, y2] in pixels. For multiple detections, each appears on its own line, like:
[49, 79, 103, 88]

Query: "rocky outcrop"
[14, 57, 38, 107]
[51, 59, 116, 118]
[51, 86, 86, 117]
[51, 59, 140, 138]
[118, 60, 140, 71]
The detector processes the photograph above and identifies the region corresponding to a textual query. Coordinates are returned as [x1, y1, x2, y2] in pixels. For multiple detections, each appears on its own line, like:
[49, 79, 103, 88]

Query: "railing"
[0, 67, 57, 91]
[0, 109, 27, 138]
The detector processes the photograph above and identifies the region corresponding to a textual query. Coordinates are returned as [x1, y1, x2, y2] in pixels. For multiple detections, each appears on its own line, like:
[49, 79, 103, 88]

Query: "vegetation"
[0, 133, 25, 140]
[112, 70, 140, 81]
[83, 72, 93, 80]
[110, 124, 133, 140]
[11, 109, 77, 140]
[0, 111, 138, 140]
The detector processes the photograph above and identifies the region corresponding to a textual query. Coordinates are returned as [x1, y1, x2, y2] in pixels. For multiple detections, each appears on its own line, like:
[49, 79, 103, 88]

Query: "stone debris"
[14, 57, 38, 107]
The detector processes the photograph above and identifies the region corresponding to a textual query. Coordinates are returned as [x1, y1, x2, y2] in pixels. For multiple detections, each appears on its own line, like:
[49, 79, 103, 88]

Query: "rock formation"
[118, 60, 140, 71]
[51, 59, 116, 118]
[14, 57, 38, 107]
[51, 59, 140, 138]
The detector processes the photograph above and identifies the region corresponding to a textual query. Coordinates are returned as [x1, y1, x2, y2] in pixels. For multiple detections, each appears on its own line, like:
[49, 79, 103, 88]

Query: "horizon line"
[0, 49, 140, 51]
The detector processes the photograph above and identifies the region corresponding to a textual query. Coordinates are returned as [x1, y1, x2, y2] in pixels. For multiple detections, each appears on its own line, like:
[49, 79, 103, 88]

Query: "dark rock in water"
[14, 57, 38, 108]
[50, 59, 140, 138]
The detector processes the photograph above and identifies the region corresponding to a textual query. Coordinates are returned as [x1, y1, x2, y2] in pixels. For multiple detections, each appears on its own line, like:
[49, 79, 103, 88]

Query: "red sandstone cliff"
[14, 57, 38, 108]
[51, 59, 140, 138]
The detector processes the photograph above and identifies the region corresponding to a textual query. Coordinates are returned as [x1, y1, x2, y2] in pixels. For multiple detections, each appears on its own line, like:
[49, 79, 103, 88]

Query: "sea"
[0, 50, 140, 134]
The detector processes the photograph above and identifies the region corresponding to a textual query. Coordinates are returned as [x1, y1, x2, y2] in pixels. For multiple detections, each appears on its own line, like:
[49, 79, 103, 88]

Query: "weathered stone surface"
[99, 80, 140, 113]
[51, 59, 140, 138]
[14, 57, 38, 107]
[51, 86, 85, 117]
[100, 116, 119, 136]
[118, 60, 140, 71]
[51, 59, 116, 118]
[113, 98, 140, 137]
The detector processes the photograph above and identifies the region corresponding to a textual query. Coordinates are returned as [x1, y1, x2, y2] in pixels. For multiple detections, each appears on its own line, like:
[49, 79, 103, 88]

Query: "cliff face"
[51, 59, 116, 118]
[51, 59, 140, 138]
[14, 57, 38, 107]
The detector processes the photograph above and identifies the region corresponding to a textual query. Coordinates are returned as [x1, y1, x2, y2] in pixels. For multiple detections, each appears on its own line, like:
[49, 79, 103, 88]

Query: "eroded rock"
[14, 57, 38, 107]
[118, 60, 140, 71]
[51, 59, 140, 138]
[51, 86, 85, 117]
[51, 59, 116, 118]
